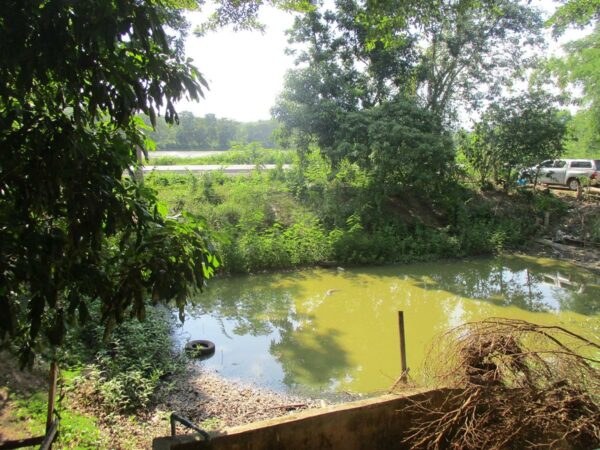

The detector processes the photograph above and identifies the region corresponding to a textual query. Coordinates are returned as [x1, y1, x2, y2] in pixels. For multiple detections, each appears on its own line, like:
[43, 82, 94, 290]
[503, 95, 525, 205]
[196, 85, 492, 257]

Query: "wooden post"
[46, 362, 58, 433]
[398, 311, 408, 382]
[544, 211, 550, 228]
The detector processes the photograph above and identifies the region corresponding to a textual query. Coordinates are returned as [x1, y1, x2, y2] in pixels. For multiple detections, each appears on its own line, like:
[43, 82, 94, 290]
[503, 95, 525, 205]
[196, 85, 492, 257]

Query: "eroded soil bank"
[528, 188, 600, 273]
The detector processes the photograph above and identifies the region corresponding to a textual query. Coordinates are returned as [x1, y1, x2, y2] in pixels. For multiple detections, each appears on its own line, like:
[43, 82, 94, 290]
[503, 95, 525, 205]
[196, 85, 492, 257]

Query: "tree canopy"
[0, 0, 221, 364]
[560, 26, 600, 155]
[273, 0, 545, 195]
[142, 112, 279, 150]
[548, 0, 600, 36]
[543, 1, 600, 156]
[459, 93, 568, 186]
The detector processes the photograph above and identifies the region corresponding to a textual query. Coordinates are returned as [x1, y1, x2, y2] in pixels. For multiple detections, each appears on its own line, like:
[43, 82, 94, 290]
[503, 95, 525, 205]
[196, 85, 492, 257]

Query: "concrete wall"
[153, 389, 453, 450]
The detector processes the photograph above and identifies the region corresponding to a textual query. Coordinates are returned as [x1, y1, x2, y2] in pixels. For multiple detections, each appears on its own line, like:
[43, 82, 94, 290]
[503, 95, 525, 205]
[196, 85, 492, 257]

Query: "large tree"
[274, 0, 542, 195]
[528, 0, 600, 157]
[0, 0, 231, 364]
[273, 0, 542, 185]
[275, 0, 544, 134]
[460, 92, 567, 187]
[412, 0, 543, 121]
[273, 1, 419, 167]
[546, 22, 600, 156]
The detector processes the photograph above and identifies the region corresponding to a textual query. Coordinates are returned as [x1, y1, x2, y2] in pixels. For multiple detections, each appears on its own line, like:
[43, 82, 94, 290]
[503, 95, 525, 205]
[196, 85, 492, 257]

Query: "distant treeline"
[141, 112, 279, 150]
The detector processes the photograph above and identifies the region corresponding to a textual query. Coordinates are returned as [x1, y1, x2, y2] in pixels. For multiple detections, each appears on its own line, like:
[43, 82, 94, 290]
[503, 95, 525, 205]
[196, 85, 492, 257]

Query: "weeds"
[14, 390, 107, 449]
[64, 304, 184, 413]
[146, 161, 554, 274]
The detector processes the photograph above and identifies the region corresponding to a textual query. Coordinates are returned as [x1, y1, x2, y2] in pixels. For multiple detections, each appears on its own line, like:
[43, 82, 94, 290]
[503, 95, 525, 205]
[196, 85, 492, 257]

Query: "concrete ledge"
[153, 388, 453, 450]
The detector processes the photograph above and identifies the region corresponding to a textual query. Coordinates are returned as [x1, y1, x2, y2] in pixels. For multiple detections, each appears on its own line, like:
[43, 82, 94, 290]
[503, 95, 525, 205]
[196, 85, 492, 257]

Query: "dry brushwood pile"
[404, 318, 600, 450]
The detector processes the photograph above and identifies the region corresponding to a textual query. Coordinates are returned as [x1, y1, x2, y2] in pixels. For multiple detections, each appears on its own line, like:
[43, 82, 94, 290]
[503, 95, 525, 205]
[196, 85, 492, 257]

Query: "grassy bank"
[0, 301, 323, 449]
[146, 162, 566, 274]
[0, 305, 183, 448]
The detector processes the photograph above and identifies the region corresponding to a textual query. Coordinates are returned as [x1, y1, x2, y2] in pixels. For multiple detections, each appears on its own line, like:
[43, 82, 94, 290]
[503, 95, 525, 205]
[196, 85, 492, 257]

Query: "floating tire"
[185, 340, 216, 357]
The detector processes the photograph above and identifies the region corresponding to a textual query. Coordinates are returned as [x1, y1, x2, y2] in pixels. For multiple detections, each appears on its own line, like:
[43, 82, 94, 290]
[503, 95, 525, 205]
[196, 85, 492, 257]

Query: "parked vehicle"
[522, 159, 600, 190]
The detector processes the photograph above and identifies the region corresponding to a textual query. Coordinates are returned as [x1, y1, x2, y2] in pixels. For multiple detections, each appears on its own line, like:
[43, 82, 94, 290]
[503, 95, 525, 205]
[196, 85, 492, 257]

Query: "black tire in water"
[185, 340, 216, 357]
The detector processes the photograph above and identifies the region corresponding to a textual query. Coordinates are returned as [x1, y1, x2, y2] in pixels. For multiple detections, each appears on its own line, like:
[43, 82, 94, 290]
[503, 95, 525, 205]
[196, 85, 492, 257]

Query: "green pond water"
[176, 255, 600, 395]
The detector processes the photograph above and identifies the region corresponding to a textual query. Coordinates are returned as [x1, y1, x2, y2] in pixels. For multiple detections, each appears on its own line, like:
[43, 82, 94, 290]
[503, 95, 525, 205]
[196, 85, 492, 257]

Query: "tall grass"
[149, 145, 294, 166]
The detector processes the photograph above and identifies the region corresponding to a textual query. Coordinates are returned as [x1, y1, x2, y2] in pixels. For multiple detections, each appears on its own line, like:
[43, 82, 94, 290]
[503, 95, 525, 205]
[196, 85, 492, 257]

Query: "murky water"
[174, 256, 600, 395]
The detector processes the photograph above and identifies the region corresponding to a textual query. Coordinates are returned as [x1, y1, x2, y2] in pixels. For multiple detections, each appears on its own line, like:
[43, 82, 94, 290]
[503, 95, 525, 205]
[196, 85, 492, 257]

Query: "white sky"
[177, 7, 296, 122]
[176, 1, 590, 123]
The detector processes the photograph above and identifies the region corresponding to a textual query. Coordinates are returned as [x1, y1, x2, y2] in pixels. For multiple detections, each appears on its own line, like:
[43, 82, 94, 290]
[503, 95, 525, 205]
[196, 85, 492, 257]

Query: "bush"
[146, 166, 549, 274]
[588, 216, 600, 244]
[66, 304, 183, 413]
[147, 172, 331, 273]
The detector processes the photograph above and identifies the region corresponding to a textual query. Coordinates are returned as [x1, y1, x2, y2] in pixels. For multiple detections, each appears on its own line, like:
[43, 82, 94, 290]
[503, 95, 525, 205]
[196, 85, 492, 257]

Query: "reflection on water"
[174, 256, 600, 395]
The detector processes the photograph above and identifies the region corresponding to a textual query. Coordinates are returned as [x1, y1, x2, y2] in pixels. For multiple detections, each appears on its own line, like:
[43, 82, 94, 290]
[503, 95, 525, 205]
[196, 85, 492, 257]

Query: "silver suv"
[530, 159, 599, 190]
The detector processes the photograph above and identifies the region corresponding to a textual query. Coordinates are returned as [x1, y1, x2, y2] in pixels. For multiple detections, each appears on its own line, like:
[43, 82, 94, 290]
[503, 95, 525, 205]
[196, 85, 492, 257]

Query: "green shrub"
[530, 190, 569, 216]
[146, 164, 549, 273]
[65, 304, 183, 413]
[94, 368, 161, 411]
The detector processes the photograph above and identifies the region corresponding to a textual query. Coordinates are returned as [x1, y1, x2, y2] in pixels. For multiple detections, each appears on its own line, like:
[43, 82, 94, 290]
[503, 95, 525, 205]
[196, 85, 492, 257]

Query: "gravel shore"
[81, 364, 336, 447]
[163, 366, 324, 429]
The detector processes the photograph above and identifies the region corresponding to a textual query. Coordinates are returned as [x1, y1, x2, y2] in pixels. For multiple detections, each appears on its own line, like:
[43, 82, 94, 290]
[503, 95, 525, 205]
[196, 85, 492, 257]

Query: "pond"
[174, 255, 600, 396]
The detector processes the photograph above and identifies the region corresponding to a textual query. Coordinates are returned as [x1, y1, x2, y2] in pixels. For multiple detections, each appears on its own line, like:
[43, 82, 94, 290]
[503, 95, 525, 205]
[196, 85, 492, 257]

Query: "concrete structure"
[153, 389, 452, 450]
[143, 164, 291, 175]
[150, 151, 228, 159]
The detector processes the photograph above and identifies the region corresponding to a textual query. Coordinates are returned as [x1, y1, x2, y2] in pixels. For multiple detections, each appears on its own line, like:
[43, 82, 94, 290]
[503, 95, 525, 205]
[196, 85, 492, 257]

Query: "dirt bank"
[526, 188, 600, 273]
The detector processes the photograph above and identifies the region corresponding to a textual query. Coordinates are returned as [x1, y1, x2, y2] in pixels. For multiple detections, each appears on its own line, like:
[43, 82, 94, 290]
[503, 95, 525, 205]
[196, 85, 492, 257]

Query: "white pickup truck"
[531, 159, 599, 190]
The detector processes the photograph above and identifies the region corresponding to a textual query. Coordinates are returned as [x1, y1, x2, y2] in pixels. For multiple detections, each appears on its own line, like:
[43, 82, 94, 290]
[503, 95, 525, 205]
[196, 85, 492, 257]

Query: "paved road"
[149, 150, 227, 159]
[143, 164, 291, 174]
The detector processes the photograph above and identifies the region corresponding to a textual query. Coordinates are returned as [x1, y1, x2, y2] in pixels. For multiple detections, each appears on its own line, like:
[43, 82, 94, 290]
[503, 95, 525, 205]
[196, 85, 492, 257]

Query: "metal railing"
[170, 413, 210, 441]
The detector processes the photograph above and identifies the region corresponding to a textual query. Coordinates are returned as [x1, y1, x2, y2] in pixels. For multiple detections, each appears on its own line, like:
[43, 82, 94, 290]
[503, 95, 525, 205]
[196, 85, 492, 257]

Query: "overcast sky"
[176, 1, 589, 123]
[176, 7, 296, 122]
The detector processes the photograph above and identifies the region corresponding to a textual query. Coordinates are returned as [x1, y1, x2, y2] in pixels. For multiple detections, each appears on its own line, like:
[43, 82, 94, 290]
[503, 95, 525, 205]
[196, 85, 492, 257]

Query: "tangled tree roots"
[403, 318, 600, 450]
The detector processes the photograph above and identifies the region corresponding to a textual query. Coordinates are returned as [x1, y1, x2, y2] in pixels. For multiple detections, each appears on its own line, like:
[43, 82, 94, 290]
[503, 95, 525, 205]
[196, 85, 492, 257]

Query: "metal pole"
[398, 311, 408, 382]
